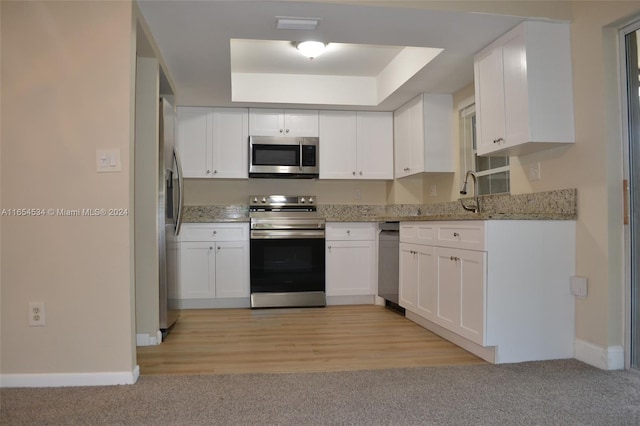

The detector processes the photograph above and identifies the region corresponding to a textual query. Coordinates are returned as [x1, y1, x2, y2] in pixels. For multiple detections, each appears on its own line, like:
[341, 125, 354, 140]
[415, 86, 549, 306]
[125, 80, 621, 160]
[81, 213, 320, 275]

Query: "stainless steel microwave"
[249, 136, 319, 178]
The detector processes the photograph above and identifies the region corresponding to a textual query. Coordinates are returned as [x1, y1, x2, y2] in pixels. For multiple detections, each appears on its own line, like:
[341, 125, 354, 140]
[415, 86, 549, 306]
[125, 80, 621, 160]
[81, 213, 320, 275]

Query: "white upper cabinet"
[319, 111, 393, 180]
[177, 107, 211, 178]
[394, 93, 454, 178]
[249, 108, 319, 137]
[356, 112, 394, 179]
[177, 107, 248, 178]
[211, 108, 249, 178]
[474, 21, 575, 157]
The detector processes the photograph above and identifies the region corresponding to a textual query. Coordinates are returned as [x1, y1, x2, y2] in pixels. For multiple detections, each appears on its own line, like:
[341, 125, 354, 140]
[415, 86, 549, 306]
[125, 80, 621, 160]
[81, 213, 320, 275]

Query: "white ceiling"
[136, 0, 525, 111]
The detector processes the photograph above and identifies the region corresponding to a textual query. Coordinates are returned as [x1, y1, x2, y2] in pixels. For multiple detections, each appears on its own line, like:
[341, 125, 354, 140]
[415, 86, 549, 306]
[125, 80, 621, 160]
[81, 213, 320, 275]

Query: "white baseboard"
[136, 331, 162, 346]
[574, 339, 624, 370]
[0, 365, 140, 388]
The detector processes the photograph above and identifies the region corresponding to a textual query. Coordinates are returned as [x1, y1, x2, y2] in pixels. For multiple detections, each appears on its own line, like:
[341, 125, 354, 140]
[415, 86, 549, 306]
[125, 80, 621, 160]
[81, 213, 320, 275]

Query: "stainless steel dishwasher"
[378, 222, 404, 314]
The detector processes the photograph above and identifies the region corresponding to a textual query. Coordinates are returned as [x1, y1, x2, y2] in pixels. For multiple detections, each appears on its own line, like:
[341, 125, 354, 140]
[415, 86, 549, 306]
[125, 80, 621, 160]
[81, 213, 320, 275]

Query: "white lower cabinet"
[325, 222, 377, 304]
[435, 246, 486, 346]
[175, 223, 250, 308]
[400, 220, 575, 364]
[399, 243, 436, 318]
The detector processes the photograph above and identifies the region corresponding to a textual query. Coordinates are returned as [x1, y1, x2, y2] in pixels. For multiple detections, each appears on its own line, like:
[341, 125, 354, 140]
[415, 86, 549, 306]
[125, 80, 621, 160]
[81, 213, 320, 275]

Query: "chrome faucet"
[459, 170, 480, 213]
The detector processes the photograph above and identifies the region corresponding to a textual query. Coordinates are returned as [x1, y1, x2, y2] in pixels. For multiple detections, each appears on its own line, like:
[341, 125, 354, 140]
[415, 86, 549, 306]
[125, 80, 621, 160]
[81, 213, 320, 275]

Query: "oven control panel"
[249, 195, 316, 207]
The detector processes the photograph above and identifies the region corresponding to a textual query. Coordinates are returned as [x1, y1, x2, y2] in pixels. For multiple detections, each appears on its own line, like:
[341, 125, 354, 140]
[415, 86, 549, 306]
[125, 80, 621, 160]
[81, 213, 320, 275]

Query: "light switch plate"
[96, 148, 121, 173]
[570, 276, 588, 298]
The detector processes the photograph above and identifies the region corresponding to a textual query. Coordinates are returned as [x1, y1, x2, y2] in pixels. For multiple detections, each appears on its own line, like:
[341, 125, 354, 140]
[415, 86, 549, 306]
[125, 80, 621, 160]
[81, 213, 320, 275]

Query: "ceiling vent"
[276, 16, 321, 31]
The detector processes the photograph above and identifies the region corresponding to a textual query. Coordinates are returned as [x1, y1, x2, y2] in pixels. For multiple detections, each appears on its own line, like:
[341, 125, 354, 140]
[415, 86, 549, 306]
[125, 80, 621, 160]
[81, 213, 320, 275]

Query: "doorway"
[622, 24, 640, 369]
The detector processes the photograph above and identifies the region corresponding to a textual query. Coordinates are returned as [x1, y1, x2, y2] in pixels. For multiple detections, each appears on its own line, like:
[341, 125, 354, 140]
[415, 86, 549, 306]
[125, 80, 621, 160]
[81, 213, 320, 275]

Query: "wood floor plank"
[136, 305, 485, 375]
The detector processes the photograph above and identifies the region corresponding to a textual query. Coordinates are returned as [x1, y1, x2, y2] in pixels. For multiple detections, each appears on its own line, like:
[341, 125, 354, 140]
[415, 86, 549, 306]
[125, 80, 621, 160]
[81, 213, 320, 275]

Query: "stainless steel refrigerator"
[159, 97, 183, 335]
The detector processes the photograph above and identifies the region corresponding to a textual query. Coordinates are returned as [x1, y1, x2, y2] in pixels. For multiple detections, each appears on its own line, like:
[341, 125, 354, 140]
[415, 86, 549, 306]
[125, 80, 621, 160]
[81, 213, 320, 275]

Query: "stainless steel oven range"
[249, 195, 326, 308]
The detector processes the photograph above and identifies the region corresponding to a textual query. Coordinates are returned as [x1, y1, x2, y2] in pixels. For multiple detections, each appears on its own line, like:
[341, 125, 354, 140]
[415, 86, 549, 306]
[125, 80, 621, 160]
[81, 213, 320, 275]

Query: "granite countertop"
[182, 189, 577, 223]
[322, 212, 576, 222]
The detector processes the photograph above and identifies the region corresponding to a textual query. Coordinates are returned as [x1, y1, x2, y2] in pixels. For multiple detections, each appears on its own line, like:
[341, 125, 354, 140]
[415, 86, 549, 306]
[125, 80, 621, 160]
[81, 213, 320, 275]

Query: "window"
[459, 102, 510, 195]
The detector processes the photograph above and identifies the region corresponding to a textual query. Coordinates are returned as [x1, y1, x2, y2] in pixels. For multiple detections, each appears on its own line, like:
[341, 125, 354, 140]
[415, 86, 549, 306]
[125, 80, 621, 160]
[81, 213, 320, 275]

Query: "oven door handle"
[251, 229, 325, 239]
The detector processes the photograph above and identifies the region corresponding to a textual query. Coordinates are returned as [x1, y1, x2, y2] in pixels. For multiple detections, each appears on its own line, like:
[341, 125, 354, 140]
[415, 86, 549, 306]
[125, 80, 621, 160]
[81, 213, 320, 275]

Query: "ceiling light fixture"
[296, 41, 327, 59]
[276, 16, 321, 31]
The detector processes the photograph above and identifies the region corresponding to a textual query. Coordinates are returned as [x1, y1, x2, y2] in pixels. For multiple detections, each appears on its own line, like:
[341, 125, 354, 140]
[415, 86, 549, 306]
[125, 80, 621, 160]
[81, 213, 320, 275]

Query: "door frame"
[619, 17, 640, 370]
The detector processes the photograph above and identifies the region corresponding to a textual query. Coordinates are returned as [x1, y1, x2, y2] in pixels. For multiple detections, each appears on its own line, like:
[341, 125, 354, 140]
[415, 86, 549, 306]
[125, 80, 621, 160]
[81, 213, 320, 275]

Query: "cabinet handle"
[285, 129, 290, 134]
[217, 246, 221, 250]
[328, 245, 332, 250]
[279, 129, 284, 133]
[450, 256, 460, 261]
[206, 169, 211, 174]
[214, 170, 218, 174]
[347, 230, 351, 234]
[359, 171, 363, 176]
[209, 246, 213, 250]
[493, 137, 504, 144]
[453, 232, 459, 237]
[353, 171, 356, 175]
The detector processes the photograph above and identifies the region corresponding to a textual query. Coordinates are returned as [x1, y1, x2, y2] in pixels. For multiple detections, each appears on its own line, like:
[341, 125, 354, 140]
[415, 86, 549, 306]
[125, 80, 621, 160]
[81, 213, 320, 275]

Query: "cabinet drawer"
[326, 222, 376, 240]
[436, 222, 486, 251]
[400, 222, 437, 245]
[178, 223, 249, 242]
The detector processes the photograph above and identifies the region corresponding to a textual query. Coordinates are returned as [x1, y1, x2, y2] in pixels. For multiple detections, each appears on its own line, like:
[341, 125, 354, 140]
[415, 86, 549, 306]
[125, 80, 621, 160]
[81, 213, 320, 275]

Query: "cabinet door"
[415, 244, 437, 320]
[394, 101, 412, 178]
[357, 112, 393, 179]
[214, 241, 250, 298]
[436, 247, 486, 345]
[178, 242, 215, 299]
[458, 249, 486, 345]
[475, 48, 506, 154]
[177, 107, 213, 178]
[319, 111, 357, 179]
[408, 97, 425, 175]
[211, 108, 248, 178]
[399, 243, 418, 311]
[326, 240, 376, 296]
[249, 109, 284, 136]
[502, 31, 529, 149]
[284, 110, 319, 136]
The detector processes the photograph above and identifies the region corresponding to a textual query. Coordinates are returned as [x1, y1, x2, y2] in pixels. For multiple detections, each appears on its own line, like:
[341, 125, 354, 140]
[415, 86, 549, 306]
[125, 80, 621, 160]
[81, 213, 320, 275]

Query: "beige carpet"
[2, 360, 640, 425]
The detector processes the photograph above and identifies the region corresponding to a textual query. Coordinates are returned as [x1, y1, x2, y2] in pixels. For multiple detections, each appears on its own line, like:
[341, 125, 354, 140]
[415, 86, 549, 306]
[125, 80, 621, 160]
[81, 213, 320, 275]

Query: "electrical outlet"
[28, 302, 45, 326]
[353, 188, 362, 200]
[429, 184, 437, 197]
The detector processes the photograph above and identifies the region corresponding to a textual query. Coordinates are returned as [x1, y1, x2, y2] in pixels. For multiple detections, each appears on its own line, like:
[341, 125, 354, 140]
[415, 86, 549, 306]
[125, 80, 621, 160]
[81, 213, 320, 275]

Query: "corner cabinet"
[249, 108, 318, 137]
[325, 222, 377, 304]
[319, 111, 393, 180]
[474, 21, 575, 156]
[176, 107, 248, 178]
[174, 223, 250, 309]
[394, 93, 454, 178]
[400, 220, 576, 364]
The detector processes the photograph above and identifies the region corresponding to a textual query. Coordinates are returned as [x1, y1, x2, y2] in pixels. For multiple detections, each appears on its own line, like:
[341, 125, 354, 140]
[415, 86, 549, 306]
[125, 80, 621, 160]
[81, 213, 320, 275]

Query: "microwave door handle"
[299, 140, 303, 171]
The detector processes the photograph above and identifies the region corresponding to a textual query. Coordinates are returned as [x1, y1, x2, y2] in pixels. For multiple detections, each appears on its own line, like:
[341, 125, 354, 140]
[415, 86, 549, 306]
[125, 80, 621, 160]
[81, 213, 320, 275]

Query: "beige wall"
[0, 1, 136, 374]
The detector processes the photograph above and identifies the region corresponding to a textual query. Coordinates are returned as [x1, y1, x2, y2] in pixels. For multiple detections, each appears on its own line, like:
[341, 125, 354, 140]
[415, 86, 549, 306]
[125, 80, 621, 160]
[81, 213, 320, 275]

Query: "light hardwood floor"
[136, 305, 485, 375]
